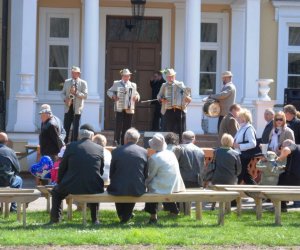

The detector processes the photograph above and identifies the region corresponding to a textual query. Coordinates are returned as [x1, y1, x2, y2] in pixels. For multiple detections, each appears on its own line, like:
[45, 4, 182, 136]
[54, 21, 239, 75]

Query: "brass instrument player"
[157, 68, 192, 141]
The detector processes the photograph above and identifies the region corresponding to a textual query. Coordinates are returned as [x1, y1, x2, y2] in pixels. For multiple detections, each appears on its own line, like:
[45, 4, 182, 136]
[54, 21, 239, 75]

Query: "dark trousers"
[51, 189, 99, 223]
[164, 109, 186, 141]
[145, 202, 179, 215]
[238, 155, 256, 185]
[151, 103, 162, 131]
[115, 203, 135, 222]
[278, 172, 300, 208]
[114, 111, 133, 145]
[63, 106, 81, 143]
[218, 115, 224, 132]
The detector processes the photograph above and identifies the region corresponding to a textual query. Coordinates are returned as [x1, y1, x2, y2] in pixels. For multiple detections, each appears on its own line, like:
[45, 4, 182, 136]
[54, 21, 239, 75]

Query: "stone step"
[98, 130, 218, 148]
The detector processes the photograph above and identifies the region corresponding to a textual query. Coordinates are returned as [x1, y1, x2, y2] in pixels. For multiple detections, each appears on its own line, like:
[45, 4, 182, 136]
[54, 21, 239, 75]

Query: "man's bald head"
[0, 132, 8, 144]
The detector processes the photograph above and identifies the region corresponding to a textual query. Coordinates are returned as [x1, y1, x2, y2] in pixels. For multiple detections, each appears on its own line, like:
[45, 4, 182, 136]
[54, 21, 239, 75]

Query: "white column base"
[253, 100, 276, 138]
[14, 94, 37, 132]
[186, 99, 204, 134]
[80, 95, 101, 132]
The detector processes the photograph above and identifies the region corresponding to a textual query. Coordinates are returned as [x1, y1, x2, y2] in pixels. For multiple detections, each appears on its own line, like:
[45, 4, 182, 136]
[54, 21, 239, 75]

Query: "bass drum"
[203, 99, 221, 118]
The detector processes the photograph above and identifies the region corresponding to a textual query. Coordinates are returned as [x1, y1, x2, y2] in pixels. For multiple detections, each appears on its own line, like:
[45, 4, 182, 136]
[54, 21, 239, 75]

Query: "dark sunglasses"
[275, 118, 283, 121]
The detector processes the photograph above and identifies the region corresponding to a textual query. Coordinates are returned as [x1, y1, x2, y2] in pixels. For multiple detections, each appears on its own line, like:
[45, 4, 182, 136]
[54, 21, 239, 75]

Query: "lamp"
[131, 0, 146, 20]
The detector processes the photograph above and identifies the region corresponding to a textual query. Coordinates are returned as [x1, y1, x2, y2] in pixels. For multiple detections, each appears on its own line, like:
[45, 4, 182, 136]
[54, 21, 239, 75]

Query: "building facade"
[4, 0, 300, 143]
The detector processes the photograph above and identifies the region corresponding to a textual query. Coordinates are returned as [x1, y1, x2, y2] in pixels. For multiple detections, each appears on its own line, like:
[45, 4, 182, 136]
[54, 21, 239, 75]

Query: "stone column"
[81, 0, 101, 131]
[13, 0, 38, 132]
[184, 0, 204, 134]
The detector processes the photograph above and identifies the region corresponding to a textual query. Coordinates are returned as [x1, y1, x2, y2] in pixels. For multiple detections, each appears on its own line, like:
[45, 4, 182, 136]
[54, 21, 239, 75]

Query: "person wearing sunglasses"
[268, 111, 295, 155]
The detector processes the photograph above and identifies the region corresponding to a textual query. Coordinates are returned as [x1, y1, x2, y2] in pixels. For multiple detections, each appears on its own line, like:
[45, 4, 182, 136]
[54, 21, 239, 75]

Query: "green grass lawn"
[0, 209, 299, 248]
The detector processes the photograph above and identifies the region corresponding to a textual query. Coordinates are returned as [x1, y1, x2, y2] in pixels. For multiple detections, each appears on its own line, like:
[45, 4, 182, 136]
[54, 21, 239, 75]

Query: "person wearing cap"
[144, 133, 185, 224]
[107, 128, 148, 224]
[157, 68, 192, 140]
[61, 66, 88, 143]
[209, 71, 236, 132]
[0, 132, 23, 212]
[39, 104, 66, 161]
[176, 131, 205, 188]
[107, 69, 140, 145]
[50, 124, 104, 225]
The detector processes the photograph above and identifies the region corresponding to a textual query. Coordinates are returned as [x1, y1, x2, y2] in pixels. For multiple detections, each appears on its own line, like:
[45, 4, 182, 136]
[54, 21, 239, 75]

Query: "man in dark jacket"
[176, 131, 205, 188]
[39, 104, 65, 160]
[107, 127, 148, 223]
[50, 124, 104, 225]
[0, 132, 22, 212]
[261, 108, 274, 144]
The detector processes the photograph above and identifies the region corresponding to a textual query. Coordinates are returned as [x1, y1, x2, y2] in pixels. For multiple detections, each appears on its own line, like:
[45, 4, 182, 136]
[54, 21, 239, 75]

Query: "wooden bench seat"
[67, 190, 239, 226]
[262, 190, 300, 225]
[0, 189, 41, 226]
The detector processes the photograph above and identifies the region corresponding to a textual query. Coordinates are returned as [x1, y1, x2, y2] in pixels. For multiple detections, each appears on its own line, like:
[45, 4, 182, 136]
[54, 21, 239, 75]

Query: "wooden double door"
[104, 16, 162, 131]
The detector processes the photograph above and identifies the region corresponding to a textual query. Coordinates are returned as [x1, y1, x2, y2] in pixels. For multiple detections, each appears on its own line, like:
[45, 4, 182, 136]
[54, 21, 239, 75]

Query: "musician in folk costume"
[209, 71, 236, 132]
[157, 69, 192, 140]
[107, 69, 140, 145]
[61, 66, 88, 143]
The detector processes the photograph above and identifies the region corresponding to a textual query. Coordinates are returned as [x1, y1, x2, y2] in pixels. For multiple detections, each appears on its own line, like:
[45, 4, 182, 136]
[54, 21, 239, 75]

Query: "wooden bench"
[261, 190, 300, 225]
[67, 190, 239, 226]
[0, 188, 41, 226]
[211, 185, 300, 220]
[36, 185, 54, 212]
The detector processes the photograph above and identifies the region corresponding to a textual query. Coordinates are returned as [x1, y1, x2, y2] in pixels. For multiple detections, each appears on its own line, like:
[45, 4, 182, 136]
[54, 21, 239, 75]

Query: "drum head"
[203, 100, 220, 118]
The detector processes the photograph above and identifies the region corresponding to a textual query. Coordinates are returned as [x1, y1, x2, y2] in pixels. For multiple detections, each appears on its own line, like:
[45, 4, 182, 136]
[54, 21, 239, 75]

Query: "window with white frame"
[38, 8, 79, 98]
[287, 26, 300, 88]
[200, 14, 228, 95]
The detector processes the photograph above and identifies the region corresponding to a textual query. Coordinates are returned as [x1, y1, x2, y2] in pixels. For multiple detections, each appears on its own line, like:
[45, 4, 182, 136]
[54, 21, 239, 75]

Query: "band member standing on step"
[209, 71, 236, 132]
[61, 66, 88, 143]
[107, 69, 140, 145]
[157, 68, 191, 141]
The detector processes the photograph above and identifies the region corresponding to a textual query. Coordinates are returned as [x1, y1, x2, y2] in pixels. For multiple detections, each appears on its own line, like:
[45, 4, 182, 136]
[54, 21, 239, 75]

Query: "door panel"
[105, 16, 162, 131]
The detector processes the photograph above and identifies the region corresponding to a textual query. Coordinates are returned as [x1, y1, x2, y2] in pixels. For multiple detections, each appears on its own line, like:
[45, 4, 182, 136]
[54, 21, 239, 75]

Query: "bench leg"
[236, 197, 242, 217]
[0, 202, 3, 215]
[195, 202, 202, 220]
[273, 200, 281, 226]
[225, 202, 231, 214]
[67, 198, 73, 221]
[46, 195, 51, 213]
[4, 202, 9, 218]
[82, 202, 87, 226]
[218, 202, 225, 226]
[17, 202, 22, 222]
[22, 203, 26, 226]
[255, 198, 262, 220]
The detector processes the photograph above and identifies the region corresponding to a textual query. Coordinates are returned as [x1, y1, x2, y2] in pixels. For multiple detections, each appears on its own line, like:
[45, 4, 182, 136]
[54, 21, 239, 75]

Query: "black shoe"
[45, 220, 59, 226]
[231, 200, 237, 207]
[10, 207, 17, 213]
[148, 218, 158, 224]
[93, 220, 100, 225]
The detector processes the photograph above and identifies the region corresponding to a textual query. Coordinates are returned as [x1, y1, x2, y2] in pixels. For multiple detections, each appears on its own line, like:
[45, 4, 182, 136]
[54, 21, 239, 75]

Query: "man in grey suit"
[210, 71, 236, 131]
[50, 124, 104, 225]
[218, 104, 241, 146]
[107, 128, 148, 224]
[107, 69, 140, 145]
[61, 66, 88, 143]
[261, 108, 275, 144]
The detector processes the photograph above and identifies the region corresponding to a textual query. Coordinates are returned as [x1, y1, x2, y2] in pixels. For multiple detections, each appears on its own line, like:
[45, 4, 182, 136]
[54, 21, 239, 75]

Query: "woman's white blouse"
[234, 123, 257, 152]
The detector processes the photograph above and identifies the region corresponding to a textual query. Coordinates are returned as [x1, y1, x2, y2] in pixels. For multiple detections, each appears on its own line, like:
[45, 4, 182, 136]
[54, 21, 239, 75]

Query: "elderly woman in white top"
[144, 133, 185, 224]
[233, 109, 257, 184]
[92, 134, 112, 185]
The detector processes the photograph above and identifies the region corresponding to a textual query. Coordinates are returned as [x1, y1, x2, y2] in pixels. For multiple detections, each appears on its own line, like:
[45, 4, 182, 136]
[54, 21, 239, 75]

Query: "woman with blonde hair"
[268, 111, 294, 155]
[233, 109, 258, 184]
[212, 133, 241, 185]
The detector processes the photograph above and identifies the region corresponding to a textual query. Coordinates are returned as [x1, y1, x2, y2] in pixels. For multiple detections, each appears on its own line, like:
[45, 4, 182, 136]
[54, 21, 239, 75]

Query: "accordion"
[164, 84, 191, 110]
[116, 86, 136, 110]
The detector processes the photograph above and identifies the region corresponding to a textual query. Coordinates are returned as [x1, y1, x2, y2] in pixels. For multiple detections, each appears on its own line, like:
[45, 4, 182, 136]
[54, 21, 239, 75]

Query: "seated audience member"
[212, 133, 241, 185]
[0, 132, 23, 212]
[268, 111, 294, 155]
[177, 131, 205, 188]
[50, 124, 104, 225]
[144, 133, 185, 224]
[261, 108, 275, 144]
[107, 128, 148, 224]
[276, 139, 300, 212]
[218, 104, 241, 146]
[93, 134, 112, 184]
[165, 132, 180, 157]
